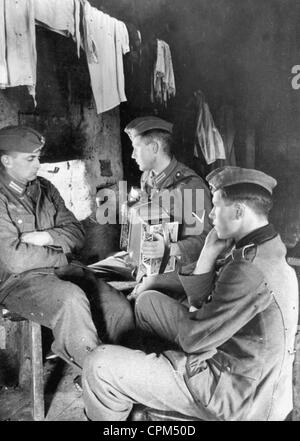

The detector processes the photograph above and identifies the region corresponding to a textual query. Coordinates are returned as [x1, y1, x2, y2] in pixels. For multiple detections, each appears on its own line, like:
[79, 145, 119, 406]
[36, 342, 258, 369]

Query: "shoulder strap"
[158, 226, 171, 274]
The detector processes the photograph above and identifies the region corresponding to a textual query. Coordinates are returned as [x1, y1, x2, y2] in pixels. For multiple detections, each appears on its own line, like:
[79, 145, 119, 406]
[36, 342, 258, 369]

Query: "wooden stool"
[0, 309, 44, 421]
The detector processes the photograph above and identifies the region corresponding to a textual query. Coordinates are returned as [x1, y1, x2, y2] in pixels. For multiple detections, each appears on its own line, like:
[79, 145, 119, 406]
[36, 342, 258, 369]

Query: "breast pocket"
[11, 213, 35, 233]
[39, 202, 57, 228]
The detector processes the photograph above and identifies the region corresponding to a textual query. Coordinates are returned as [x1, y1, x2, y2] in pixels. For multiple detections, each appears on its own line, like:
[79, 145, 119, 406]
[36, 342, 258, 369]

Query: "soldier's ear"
[151, 141, 159, 154]
[0, 154, 11, 169]
[235, 202, 245, 219]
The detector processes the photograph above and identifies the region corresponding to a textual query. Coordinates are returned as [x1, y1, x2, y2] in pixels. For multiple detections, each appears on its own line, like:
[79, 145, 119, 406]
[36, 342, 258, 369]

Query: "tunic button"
[226, 366, 231, 372]
[206, 295, 213, 303]
[17, 219, 23, 224]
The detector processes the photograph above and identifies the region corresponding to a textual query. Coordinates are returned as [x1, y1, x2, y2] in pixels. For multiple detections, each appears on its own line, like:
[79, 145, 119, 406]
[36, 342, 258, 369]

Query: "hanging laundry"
[213, 104, 237, 168]
[193, 90, 226, 165]
[151, 39, 176, 107]
[82, 1, 130, 114]
[0, 0, 7, 86]
[81, 0, 98, 64]
[34, 0, 81, 57]
[115, 19, 130, 105]
[0, 0, 37, 104]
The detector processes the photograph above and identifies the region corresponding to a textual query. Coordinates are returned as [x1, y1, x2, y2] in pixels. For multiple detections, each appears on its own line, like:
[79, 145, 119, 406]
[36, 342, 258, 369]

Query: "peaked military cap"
[207, 166, 277, 195]
[0, 125, 45, 153]
[124, 116, 173, 140]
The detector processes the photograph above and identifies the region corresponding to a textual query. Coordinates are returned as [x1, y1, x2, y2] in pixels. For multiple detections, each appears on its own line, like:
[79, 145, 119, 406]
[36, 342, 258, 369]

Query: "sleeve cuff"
[178, 271, 214, 308]
[48, 231, 70, 254]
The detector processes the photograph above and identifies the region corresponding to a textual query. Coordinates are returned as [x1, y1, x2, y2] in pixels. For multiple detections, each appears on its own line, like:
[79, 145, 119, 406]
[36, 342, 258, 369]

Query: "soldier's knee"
[61, 281, 88, 307]
[135, 290, 162, 315]
[83, 345, 119, 382]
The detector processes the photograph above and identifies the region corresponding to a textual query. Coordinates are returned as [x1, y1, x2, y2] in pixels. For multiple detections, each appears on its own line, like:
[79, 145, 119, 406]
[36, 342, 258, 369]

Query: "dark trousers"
[82, 290, 208, 421]
[0, 265, 135, 369]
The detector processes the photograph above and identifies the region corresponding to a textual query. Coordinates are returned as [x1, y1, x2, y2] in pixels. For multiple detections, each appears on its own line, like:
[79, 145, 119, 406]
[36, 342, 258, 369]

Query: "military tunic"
[82, 225, 299, 421]
[178, 226, 298, 420]
[0, 171, 134, 368]
[141, 157, 212, 265]
[0, 171, 84, 293]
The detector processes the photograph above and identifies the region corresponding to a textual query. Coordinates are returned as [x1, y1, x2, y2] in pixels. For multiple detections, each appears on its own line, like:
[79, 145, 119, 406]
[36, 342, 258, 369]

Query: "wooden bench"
[0, 309, 44, 421]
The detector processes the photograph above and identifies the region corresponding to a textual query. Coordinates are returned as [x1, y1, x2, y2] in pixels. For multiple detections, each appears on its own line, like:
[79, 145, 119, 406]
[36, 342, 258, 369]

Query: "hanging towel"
[82, 2, 130, 114]
[0, 0, 37, 104]
[152, 39, 176, 106]
[194, 91, 226, 165]
[34, 0, 81, 57]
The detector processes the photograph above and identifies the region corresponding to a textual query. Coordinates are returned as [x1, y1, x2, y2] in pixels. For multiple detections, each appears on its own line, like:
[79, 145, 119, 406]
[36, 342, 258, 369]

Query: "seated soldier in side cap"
[126, 116, 212, 264]
[0, 125, 135, 370]
[95, 116, 212, 300]
[82, 166, 298, 421]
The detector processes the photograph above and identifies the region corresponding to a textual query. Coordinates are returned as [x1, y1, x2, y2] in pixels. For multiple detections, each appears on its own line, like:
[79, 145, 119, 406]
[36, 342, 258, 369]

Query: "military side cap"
[0, 125, 45, 153]
[124, 116, 173, 140]
[207, 166, 277, 195]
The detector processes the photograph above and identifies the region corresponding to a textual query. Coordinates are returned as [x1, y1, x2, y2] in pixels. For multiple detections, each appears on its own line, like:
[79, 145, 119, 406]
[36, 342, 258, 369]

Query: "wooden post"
[29, 321, 44, 421]
[18, 320, 44, 421]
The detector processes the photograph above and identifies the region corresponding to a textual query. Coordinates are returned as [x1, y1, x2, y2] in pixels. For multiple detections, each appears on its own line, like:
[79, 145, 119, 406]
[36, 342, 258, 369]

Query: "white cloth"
[152, 39, 176, 106]
[213, 104, 237, 167]
[83, 2, 130, 114]
[0, 0, 36, 102]
[137, 30, 142, 43]
[34, 0, 81, 57]
[0, 0, 8, 86]
[115, 19, 130, 103]
[194, 92, 226, 165]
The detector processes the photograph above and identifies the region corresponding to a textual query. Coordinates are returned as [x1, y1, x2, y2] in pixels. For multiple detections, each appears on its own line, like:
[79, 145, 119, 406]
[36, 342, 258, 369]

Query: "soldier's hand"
[193, 228, 233, 275]
[127, 283, 144, 302]
[142, 233, 165, 259]
[21, 231, 54, 247]
[203, 228, 233, 258]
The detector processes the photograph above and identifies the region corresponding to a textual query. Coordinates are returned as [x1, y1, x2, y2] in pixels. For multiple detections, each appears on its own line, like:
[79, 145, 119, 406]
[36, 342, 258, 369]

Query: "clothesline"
[0, 0, 176, 114]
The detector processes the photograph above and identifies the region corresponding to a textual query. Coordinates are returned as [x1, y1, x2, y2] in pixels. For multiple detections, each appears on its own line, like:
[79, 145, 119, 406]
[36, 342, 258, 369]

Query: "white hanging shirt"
[0, 0, 36, 102]
[34, 0, 81, 57]
[83, 2, 130, 114]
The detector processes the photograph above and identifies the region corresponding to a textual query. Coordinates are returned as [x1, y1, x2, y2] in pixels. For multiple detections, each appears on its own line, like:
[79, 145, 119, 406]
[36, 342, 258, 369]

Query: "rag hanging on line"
[193, 90, 226, 165]
[151, 39, 176, 107]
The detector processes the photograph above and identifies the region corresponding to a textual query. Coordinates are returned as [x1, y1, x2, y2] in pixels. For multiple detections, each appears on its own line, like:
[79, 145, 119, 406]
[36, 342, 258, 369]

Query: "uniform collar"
[216, 224, 278, 268]
[0, 169, 36, 197]
[235, 223, 278, 249]
[151, 157, 177, 189]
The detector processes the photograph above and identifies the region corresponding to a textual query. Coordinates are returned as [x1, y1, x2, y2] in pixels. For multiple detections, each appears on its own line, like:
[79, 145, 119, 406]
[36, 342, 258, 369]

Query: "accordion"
[120, 198, 179, 277]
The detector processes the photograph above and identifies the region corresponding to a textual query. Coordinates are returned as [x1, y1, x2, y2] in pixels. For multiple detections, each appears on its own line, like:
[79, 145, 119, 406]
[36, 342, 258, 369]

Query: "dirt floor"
[0, 356, 85, 421]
